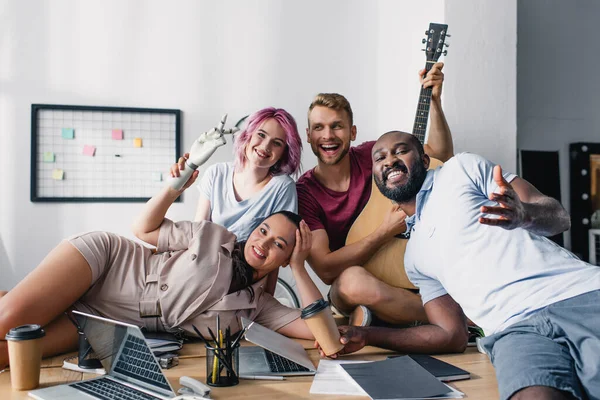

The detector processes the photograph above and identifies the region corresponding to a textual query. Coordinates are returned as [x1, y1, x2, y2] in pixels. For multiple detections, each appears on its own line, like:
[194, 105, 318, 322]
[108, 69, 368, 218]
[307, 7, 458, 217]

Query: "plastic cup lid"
[301, 299, 329, 319]
[5, 324, 45, 341]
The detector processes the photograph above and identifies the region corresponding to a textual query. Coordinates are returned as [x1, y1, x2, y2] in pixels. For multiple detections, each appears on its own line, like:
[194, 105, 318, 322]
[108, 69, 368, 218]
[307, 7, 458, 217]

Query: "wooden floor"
[0, 341, 499, 399]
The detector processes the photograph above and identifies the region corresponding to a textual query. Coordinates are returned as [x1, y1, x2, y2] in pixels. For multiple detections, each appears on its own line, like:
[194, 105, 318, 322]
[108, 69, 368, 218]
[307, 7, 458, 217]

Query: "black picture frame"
[569, 142, 600, 261]
[31, 104, 181, 203]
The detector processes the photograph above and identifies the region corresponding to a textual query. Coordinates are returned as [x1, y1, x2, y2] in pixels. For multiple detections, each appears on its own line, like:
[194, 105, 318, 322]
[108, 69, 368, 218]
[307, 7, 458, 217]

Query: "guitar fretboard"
[412, 61, 436, 144]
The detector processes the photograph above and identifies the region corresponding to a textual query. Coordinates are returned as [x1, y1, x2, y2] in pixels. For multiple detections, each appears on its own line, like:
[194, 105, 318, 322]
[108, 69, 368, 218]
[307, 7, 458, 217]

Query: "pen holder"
[205, 343, 239, 387]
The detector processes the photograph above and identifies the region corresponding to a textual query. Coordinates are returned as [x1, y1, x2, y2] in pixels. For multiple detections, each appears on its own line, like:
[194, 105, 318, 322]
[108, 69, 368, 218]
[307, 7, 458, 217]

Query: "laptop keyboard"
[113, 334, 169, 388]
[264, 349, 310, 373]
[71, 378, 160, 400]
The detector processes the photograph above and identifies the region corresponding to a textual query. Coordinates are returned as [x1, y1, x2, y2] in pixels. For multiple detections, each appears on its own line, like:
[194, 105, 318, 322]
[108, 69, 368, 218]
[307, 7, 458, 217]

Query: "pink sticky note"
[112, 129, 123, 140]
[83, 145, 96, 156]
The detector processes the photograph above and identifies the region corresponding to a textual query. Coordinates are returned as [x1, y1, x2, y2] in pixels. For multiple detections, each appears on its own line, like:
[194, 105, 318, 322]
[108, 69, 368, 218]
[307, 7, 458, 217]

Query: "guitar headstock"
[421, 23, 449, 62]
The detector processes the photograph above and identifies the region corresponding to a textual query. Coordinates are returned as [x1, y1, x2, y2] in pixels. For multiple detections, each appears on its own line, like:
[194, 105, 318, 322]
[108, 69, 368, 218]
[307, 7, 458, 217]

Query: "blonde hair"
[307, 93, 354, 127]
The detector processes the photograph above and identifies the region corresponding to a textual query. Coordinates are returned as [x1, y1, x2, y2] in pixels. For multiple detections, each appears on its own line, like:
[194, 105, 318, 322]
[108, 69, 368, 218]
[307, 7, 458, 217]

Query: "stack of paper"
[143, 332, 183, 355]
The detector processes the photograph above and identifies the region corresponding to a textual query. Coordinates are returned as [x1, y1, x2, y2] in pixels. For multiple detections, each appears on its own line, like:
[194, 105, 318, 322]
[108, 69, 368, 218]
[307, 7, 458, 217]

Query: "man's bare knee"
[334, 267, 384, 306]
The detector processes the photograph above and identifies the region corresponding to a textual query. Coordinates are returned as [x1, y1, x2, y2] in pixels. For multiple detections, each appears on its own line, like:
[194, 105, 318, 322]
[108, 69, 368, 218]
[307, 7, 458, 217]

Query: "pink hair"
[233, 107, 302, 177]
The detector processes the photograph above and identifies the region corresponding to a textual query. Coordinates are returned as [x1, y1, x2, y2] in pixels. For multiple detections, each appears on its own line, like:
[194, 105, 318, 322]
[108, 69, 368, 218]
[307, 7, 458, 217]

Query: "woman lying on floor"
[0, 162, 321, 369]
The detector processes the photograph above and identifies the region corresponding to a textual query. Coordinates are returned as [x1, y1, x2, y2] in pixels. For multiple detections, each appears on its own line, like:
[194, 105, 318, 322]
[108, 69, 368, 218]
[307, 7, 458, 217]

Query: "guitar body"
[345, 22, 449, 289]
[346, 158, 443, 289]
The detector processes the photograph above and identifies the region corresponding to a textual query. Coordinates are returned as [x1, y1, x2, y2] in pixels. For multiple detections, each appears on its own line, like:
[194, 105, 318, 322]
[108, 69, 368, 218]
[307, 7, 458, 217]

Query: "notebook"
[340, 356, 462, 399]
[29, 311, 176, 400]
[388, 355, 471, 382]
[239, 317, 316, 376]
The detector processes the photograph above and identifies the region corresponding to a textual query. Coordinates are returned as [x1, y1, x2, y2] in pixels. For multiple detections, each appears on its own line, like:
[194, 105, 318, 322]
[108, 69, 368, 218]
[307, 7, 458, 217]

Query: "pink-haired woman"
[171, 107, 303, 294]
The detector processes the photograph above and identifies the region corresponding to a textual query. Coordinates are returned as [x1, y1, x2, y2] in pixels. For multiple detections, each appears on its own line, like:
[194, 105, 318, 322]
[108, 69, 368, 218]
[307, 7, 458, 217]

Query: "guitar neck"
[412, 61, 436, 144]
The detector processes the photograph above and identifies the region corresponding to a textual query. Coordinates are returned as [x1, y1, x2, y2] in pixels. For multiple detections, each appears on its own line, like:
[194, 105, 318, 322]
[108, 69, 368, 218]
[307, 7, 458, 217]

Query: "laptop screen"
[73, 311, 173, 394]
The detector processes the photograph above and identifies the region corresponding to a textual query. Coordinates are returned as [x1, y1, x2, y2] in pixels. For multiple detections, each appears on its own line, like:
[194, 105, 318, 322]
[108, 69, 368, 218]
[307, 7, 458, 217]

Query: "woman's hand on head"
[289, 220, 312, 268]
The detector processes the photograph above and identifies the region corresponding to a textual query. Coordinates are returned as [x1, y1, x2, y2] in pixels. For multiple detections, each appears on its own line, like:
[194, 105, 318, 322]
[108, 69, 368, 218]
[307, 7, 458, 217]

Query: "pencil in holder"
[205, 343, 239, 387]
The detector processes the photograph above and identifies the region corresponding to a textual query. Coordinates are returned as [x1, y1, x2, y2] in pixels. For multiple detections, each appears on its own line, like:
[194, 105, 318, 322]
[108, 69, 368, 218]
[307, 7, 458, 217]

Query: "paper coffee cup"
[5, 324, 45, 390]
[301, 299, 344, 356]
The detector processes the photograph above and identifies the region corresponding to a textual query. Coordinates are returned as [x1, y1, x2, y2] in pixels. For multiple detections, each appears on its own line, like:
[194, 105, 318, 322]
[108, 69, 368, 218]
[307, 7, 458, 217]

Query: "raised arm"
[276, 220, 323, 340]
[307, 204, 407, 285]
[420, 62, 454, 162]
[479, 166, 571, 237]
[131, 170, 199, 246]
[323, 294, 468, 356]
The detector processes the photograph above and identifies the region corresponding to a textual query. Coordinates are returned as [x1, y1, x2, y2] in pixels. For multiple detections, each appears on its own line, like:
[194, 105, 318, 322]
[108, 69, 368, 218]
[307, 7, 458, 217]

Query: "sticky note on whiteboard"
[62, 128, 74, 139]
[112, 129, 123, 140]
[83, 145, 96, 156]
[43, 152, 55, 162]
[134, 137, 143, 148]
[152, 172, 163, 182]
[52, 169, 64, 180]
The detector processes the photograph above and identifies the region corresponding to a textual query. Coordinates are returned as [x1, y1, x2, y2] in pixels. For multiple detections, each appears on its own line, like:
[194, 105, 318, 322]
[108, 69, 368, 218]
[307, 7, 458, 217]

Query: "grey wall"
[518, 0, 600, 249]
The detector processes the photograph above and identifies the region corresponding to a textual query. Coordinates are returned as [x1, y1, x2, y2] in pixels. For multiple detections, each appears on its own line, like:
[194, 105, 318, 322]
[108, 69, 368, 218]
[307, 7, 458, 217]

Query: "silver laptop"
[239, 317, 316, 376]
[29, 311, 176, 400]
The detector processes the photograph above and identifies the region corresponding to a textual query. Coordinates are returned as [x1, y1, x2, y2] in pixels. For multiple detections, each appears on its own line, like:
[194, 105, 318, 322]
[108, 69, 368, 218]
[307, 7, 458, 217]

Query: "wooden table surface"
[0, 341, 499, 399]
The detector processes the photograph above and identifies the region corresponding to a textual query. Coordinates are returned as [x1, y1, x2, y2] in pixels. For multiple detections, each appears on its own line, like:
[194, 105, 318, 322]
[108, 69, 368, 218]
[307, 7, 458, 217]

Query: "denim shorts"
[479, 290, 600, 400]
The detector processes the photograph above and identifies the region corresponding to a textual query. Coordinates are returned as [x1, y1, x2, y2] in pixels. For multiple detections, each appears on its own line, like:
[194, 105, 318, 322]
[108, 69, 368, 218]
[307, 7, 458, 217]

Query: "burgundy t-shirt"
[297, 141, 375, 252]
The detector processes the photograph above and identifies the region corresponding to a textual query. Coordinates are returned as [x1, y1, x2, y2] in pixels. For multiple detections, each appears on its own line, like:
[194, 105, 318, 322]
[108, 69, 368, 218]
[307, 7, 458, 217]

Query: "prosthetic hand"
[168, 114, 240, 191]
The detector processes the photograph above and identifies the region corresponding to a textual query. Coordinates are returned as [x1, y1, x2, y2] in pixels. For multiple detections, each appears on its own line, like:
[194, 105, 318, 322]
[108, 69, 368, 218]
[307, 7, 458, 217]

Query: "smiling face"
[244, 118, 287, 170]
[307, 106, 356, 166]
[372, 131, 430, 204]
[244, 213, 298, 280]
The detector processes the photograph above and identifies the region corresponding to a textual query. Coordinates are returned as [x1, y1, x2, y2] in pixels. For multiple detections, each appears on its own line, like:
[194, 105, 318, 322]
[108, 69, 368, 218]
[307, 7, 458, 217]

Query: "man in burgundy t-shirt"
[296, 64, 454, 327]
[297, 141, 374, 252]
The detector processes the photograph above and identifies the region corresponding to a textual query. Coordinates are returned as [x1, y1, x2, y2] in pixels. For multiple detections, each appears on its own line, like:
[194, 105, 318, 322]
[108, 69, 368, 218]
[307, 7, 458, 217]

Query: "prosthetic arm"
[168, 114, 240, 190]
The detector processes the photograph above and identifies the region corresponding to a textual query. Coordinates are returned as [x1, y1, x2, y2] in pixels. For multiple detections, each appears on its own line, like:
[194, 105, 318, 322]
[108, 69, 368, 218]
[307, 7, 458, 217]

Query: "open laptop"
[239, 317, 316, 377]
[29, 311, 176, 400]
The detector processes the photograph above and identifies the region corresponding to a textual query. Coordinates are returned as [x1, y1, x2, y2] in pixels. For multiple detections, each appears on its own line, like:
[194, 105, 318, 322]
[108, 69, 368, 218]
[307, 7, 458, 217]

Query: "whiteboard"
[30, 104, 181, 202]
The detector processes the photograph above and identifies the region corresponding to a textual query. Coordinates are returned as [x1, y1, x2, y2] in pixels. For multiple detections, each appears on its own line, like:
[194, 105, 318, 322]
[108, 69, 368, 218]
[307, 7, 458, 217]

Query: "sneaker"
[348, 305, 372, 327]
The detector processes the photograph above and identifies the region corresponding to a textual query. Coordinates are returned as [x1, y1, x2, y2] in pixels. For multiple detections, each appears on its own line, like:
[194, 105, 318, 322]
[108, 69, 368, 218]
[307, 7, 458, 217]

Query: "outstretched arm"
[420, 62, 454, 162]
[319, 294, 468, 356]
[479, 165, 571, 236]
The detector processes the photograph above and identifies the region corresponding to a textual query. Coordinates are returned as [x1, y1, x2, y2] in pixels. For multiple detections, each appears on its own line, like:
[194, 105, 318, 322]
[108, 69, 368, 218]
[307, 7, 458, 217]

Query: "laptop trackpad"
[239, 347, 270, 374]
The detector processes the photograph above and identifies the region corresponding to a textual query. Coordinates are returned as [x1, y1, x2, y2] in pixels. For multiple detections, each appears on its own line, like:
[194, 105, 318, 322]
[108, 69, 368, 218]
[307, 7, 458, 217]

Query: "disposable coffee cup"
[5, 324, 45, 390]
[301, 299, 344, 356]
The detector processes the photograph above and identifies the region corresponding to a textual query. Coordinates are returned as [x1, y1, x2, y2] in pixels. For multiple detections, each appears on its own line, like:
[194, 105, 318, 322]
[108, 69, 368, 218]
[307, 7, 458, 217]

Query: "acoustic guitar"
[345, 23, 450, 289]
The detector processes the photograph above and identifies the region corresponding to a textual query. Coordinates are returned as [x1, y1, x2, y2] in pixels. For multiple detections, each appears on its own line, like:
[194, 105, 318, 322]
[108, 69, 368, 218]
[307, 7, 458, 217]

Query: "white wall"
[445, 1, 518, 170]
[517, 0, 600, 250]
[0, 0, 516, 290]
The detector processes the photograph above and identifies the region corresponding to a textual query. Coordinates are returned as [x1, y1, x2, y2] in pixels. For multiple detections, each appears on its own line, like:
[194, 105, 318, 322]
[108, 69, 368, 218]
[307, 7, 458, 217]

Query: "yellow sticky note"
[43, 152, 55, 163]
[134, 137, 143, 148]
[52, 169, 64, 180]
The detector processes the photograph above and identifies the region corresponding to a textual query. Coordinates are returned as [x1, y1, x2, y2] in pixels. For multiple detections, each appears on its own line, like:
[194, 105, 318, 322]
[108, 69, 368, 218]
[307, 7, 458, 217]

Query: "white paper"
[309, 359, 369, 395]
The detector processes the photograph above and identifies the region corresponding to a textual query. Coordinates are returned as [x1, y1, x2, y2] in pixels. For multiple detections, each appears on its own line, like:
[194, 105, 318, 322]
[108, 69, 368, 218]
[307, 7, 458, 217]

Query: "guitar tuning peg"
[425, 30, 429, 35]
[444, 42, 450, 47]
[446, 34, 451, 38]
[421, 48, 426, 51]
[422, 38, 427, 44]
[443, 50, 448, 56]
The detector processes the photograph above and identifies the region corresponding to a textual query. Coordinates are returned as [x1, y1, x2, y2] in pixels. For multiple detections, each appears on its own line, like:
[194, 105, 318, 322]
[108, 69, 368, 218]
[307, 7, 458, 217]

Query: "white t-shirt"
[197, 162, 298, 241]
[404, 153, 600, 336]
